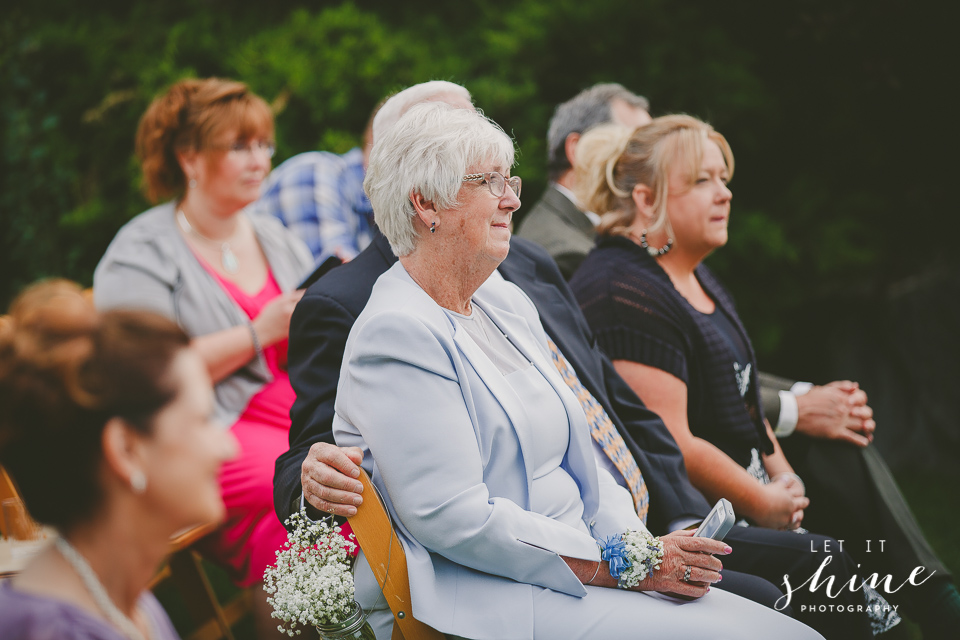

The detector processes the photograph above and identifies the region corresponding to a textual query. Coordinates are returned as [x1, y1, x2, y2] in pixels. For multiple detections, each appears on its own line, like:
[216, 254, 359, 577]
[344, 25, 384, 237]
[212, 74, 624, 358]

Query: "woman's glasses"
[211, 140, 276, 159]
[462, 171, 522, 198]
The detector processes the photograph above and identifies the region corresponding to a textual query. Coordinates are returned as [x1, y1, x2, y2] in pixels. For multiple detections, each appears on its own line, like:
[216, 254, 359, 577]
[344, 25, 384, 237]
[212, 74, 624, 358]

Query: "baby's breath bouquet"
[264, 510, 373, 638]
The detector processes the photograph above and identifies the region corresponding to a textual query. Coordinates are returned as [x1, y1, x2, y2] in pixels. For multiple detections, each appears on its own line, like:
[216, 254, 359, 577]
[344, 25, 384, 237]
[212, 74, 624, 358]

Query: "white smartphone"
[693, 498, 735, 541]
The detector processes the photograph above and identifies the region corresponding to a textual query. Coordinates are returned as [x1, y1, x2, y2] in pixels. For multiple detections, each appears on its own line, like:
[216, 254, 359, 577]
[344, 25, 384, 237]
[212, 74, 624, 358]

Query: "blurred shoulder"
[94, 202, 181, 282]
[108, 201, 178, 244]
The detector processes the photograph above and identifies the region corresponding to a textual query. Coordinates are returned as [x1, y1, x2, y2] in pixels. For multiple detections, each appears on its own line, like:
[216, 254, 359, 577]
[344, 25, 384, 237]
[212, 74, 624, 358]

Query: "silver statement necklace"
[177, 209, 241, 274]
[55, 537, 149, 640]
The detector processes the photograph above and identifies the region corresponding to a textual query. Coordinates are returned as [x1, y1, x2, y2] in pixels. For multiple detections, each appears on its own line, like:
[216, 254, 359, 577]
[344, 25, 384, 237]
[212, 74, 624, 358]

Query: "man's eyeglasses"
[212, 140, 276, 159]
[462, 172, 522, 198]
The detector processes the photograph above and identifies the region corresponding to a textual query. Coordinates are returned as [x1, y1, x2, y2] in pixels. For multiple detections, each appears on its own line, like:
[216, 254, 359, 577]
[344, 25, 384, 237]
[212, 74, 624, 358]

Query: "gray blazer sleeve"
[93, 230, 180, 319]
[757, 371, 797, 426]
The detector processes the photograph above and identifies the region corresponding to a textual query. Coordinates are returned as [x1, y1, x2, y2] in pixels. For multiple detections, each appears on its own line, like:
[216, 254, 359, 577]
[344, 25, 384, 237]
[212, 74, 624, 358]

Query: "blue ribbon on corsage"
[600, 534, 631, 580]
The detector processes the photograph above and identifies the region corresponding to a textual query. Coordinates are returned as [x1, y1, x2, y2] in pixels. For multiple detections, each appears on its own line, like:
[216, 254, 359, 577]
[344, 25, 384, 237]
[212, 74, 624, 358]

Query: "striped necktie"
[546, 339, 649, 523]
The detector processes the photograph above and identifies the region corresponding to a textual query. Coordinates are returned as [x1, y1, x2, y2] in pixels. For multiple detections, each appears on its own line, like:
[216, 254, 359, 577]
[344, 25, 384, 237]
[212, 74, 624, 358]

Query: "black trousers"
[721, 525, 874, 639]
[782, 435, 950, 622]
[710, 568, 789, 613]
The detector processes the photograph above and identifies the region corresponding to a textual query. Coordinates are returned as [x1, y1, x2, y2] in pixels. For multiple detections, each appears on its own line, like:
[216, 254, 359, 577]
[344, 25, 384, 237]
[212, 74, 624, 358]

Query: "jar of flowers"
[264, 511, 374, 639]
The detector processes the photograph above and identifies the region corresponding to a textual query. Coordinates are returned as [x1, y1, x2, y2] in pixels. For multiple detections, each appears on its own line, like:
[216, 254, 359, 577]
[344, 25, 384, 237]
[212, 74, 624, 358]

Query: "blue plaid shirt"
[252, 147, 374, 263]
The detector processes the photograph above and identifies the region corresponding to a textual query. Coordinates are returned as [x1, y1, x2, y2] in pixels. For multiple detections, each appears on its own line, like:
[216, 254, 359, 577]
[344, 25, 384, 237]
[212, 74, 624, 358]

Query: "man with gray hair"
[370, 80, 472, 142]
[516, 83, 651, 278]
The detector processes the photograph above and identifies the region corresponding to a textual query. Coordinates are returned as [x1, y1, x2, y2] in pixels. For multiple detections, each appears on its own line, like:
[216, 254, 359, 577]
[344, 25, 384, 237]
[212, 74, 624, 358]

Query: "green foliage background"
[2, 0, 955, 378]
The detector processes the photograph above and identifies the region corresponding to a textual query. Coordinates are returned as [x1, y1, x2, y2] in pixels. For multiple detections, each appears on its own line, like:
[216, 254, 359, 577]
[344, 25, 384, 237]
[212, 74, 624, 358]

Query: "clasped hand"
[754, 474, 808, 530]
[796, 380, 875, 447]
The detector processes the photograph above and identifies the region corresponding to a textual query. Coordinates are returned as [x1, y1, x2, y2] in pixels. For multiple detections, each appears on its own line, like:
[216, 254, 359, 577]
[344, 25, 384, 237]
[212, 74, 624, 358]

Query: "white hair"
[371, 81, 473, 143]
[365, 102, 515, 257]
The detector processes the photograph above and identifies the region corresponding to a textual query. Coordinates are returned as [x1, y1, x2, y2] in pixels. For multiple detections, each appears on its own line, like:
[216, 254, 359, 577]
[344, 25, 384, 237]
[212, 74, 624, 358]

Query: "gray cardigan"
[94, 202, 314, 427]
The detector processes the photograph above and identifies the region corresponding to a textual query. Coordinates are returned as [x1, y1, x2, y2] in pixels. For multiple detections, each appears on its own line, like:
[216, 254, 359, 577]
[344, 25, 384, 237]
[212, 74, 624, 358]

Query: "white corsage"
[263, 511, 358, 636]
[600, 529, 664, 589]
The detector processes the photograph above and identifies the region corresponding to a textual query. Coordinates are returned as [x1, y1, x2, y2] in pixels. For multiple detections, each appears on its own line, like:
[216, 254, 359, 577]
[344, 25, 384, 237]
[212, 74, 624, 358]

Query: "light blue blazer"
[333, 263, 645, 640]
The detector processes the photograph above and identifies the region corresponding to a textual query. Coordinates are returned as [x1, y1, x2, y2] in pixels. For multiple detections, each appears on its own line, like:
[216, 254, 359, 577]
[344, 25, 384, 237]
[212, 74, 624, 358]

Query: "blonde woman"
[567, 117, 917, 636]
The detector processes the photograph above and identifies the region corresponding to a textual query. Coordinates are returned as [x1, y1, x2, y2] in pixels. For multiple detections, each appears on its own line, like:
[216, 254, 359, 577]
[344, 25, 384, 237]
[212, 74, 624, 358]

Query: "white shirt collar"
[552, 183, 600, 227]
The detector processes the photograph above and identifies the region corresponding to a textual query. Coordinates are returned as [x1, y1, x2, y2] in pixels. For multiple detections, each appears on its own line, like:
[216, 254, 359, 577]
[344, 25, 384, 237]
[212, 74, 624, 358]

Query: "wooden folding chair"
[347, 469, 444, 640]
[152, 523, 253, 640]
[0, 465, 39, 539]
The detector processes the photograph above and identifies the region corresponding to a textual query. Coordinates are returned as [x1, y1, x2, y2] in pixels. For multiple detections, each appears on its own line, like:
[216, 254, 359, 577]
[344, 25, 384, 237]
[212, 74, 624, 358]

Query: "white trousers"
[354, 550, 823, 640]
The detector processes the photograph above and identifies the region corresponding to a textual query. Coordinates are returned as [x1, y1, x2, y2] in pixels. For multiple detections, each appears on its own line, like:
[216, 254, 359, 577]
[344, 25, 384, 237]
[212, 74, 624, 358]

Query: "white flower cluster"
[263, 511, 358, 636]
[616, 529, 664, 589]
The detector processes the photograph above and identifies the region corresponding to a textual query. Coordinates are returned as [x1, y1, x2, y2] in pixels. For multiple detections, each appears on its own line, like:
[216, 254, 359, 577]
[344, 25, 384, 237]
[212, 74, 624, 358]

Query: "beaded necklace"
[177, 209, 241, 274]
[55, 537, 149, 640]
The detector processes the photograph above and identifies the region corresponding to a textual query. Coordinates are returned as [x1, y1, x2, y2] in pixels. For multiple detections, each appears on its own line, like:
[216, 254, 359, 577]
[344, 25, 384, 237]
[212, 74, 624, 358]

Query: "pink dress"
[194, 260, 354, 586]
[194, 266, 293, 587]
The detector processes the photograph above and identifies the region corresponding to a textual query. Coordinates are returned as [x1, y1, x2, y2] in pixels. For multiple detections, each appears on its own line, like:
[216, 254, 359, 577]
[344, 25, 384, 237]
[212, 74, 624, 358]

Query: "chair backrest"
[347, 469, 444, 640]
[1, 465, 40, 538]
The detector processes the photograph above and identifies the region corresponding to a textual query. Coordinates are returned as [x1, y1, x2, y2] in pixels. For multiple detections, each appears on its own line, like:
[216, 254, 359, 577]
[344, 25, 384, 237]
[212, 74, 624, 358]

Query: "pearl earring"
[130, 469, 147, 494]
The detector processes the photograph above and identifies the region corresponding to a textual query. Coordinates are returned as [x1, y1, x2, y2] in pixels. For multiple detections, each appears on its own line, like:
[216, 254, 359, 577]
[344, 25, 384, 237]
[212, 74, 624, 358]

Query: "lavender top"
[0, 582, 180, 640]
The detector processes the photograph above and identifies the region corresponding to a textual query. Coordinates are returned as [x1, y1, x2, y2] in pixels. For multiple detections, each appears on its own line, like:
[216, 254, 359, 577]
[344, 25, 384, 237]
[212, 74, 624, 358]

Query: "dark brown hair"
[135, 77, 274, 203]
[0, 280, 190, 530]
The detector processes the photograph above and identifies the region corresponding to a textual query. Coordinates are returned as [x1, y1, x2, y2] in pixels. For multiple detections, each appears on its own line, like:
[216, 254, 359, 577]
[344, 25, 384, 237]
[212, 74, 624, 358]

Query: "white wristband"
[774, 390, 799, 437]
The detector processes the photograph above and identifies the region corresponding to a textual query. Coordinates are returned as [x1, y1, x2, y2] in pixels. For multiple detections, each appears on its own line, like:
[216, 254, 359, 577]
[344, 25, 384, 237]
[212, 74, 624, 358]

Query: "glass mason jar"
[315, 601, 376, 640]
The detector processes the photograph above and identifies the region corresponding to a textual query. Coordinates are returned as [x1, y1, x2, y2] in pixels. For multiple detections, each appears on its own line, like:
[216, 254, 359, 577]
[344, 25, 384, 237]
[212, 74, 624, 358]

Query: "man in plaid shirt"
[252, 112, 376, 264]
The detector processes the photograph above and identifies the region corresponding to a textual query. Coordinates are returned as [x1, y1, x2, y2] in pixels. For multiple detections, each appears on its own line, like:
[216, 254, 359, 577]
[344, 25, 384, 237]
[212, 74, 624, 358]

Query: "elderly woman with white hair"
[333, 102, 820, 640]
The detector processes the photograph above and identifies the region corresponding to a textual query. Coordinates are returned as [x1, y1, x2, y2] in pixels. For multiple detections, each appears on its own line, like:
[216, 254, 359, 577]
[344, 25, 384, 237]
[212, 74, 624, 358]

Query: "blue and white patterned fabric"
[252, 147, 374, 263]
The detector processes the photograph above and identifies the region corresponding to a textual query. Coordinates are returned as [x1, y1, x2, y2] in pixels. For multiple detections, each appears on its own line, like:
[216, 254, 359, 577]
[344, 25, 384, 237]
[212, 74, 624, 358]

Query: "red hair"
[135, 77, 274, 202]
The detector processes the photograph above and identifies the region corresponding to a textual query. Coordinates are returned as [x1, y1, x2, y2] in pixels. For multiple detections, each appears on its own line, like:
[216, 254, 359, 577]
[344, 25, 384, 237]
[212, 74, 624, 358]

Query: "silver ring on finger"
[683, 565, 692, 583]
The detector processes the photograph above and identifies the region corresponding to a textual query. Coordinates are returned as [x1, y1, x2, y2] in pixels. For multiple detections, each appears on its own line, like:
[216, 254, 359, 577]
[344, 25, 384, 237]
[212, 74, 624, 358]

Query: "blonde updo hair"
[135, 77, 274, 203]
[574, 114, 734, 239]
[0, 280, 190, 531]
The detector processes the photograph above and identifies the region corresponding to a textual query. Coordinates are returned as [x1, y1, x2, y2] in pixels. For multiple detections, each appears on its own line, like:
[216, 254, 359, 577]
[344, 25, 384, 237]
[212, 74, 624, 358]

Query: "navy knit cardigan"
[570, 235, 774, 468]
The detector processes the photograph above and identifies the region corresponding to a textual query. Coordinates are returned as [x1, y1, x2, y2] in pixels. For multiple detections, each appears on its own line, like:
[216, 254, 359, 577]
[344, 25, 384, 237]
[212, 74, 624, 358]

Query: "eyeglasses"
[212, 140, 276, 159]
[462, 171, 522, 198]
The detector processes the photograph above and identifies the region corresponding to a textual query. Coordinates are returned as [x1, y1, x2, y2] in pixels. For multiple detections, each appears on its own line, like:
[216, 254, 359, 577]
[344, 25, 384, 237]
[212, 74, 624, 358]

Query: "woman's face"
[137, 349, 238, 530]
[192, 129, 273, 213]
[441, 163, 520, 267]
[665, 139, 733, 256]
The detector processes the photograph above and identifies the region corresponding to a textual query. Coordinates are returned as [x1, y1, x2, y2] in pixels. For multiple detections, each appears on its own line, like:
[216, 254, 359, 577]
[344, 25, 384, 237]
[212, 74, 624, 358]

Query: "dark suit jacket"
[274, 233, 710, 534]
[515, 185, 596, 279]
[758, 371, 796, 427]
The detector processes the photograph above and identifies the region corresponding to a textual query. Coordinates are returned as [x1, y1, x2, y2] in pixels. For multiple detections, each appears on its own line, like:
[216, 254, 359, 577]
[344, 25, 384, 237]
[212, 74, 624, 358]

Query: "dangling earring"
[639, 229, 673, 257]
[430, 221, 436, 234]
[130, 469, 148, 494]
[189, 178, 198, 189]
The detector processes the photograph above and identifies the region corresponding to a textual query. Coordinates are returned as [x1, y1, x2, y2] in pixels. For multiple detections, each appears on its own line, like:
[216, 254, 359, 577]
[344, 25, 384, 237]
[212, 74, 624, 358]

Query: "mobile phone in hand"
[693, 498, 735, 541]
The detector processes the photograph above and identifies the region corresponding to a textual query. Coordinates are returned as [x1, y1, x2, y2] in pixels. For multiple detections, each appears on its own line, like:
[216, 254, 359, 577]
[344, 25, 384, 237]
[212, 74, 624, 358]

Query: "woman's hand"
[635, 530, 728, 599]
[753, 479, 809, 530]
[252, 290, 304, 347]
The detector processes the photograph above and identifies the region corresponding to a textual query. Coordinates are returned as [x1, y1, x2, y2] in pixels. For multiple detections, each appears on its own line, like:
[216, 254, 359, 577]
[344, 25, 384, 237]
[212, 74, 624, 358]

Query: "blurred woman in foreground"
[0, 280, 236, 639]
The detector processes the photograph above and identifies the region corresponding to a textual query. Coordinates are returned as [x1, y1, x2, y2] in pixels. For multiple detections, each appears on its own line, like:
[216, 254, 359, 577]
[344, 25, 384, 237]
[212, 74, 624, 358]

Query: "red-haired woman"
[94, 78, 313, 638]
